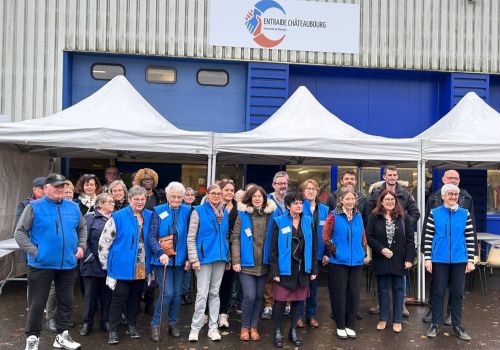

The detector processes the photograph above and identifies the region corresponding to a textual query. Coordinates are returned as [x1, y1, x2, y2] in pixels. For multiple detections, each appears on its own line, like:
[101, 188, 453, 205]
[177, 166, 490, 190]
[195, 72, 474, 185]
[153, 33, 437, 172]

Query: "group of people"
[13, 166, 478, 350]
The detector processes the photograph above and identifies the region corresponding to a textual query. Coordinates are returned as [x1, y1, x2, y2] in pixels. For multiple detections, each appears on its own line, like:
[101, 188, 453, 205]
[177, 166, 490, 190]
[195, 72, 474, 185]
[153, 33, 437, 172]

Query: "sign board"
[209, 0, 360, 53]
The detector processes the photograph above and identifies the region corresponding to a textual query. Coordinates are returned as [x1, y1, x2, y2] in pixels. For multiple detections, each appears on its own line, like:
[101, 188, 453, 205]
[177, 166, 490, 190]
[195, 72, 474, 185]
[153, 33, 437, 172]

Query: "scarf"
[78, 194, 96, 209]
[209, 202, 225, 223]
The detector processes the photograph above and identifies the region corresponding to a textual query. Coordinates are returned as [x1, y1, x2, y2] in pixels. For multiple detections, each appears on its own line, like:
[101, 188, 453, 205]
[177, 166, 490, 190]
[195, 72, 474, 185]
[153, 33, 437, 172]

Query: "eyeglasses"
[274, 182, 287, 186]
[305, 188, 318, 192]
[168, 195, 183, 200]
[131, 197, 146, 202]
[209, 192, 222, 196]
[446, 192, 459, 197]
[106, 200, 115, 205]
[445, 176, 459, 181]
[185, 193, 195, 197]
[221, 179, 234, 184]
[83, 174, 96, 179]
[383, 198, 396, 202]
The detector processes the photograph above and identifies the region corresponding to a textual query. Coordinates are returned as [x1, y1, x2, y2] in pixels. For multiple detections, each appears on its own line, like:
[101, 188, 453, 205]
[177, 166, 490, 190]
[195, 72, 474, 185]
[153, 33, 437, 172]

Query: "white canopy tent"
[414, 92, 500, 301]
[213, 86, 421, 169]
[0, 75, 213, 162]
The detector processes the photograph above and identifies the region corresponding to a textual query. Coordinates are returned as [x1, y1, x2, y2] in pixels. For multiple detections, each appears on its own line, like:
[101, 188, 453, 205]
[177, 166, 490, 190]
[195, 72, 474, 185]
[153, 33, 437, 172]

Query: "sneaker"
[336, 329, 348, 339]
[25, 335, 39, 350]
[345, 328, 356, 338]
[218, 313, 229, 328]
[261, 307, 272, 320]
[208, 328, 221, 341]
[188, 329, 199, 342]
[284, 304, 291, 317]
[53, 330, 81, 349]
[452, 325, 471, 341]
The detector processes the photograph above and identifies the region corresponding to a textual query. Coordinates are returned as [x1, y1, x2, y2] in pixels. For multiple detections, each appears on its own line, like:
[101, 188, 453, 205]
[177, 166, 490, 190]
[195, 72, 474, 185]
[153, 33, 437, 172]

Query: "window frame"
[196, 68, 229, 87]
[91, 63, 126, 81]
[145, 66, 177, 84]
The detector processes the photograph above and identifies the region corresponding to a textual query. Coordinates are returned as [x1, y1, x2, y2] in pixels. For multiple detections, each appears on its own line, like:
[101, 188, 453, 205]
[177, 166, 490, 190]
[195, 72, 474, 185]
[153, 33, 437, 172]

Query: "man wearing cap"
[14, 177, 46, 228]
[15, 173, 87, 350]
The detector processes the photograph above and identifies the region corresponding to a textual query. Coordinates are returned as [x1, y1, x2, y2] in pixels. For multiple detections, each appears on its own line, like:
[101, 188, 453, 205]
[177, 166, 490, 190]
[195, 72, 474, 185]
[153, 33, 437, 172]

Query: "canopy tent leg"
[416, 160, 427, 303]
[207, 154, 212, 186]
[211, 153, 217, 184]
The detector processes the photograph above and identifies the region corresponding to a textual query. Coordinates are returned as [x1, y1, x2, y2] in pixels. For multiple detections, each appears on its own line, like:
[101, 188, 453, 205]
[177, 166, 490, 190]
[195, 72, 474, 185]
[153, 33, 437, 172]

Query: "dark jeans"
[377, 274, 405, 323]
[26, 267, 77, 337]
[109, 279, 144, 332]
[328, 263, 362, 330]
[151, 265, 185, 326]
[431, 263, 466, 327]
[82, 276, 112, 325]
[181, 269, 192, 295]
[239, 273, 266, 328]
[298, 260, 321, 320]
[219, 268, 234, 314]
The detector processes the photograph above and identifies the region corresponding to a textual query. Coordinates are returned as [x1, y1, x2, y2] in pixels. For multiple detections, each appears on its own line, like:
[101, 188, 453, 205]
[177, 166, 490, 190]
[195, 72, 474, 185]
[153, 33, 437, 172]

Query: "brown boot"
[250, 327, 260, 341]
[240, 328, 250, 341]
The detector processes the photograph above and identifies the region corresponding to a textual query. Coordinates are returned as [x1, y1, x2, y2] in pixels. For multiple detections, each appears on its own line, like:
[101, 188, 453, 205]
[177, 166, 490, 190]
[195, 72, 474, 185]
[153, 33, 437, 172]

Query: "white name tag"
[281, 226, 291, 234]
[319, 220, 325, 226]
[245, 228, 252, 237]
[159, 211, 169, 220]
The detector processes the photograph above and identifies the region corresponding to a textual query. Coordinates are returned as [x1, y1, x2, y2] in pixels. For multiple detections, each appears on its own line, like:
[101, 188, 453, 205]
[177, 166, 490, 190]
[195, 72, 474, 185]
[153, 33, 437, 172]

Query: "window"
[146, 66, 176, 84]
[197, 69, 229, 86]
[91, 64, 125, 80]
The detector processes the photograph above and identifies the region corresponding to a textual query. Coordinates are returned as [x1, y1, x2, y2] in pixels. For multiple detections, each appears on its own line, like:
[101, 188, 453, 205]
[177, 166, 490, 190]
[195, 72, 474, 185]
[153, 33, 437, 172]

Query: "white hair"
[165, 181, 186, 196]
[441, 183, 459, 197]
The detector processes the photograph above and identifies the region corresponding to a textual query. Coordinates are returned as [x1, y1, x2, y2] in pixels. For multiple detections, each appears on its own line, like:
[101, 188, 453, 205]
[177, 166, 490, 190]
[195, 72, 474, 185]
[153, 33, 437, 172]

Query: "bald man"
[422, 170, 476, 325]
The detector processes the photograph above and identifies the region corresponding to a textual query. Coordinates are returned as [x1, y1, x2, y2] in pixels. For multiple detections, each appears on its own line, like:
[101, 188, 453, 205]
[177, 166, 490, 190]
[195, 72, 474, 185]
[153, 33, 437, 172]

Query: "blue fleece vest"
[238, 211, 256, 267]
[146, 204, 191, 268]
[430, 206, 469, 264]
[328, 212, 364, 266]
[274, 215, 313, 275]
[303, 200, 329, 260]
[263, 205, 289, 265]
[194, 202, 229, 265]
[107, 206, 152, 279]
[28, 197, 81, 270]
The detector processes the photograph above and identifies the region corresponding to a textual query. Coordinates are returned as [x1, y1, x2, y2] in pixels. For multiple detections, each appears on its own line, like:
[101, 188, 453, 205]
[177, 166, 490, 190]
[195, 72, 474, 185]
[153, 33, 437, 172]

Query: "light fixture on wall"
[298, 169, 309, 174]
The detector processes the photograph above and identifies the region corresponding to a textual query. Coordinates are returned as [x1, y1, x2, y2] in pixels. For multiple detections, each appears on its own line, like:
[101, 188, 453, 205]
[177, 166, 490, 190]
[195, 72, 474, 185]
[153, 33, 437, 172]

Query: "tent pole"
[417, 159, 427, 303]
[211, 153, 217, 184]
[207, 154, 212, 186]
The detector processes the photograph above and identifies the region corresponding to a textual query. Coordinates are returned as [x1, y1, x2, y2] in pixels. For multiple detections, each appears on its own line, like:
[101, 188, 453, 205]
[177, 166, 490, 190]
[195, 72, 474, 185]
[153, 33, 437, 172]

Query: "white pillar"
[207, 154, 212, 185]
[211, 152, 217, 184]
[416, 159, 427, 302]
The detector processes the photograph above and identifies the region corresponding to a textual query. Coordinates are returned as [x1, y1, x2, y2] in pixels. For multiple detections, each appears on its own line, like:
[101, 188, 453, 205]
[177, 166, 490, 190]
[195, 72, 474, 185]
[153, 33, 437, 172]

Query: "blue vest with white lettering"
[107, 206, 152, 280]
[238, 211, 256, 267]
[147, 204, 192, 268]
[274, 214, 313, 276]
[28, 197, 81, 270]
[303, 200, 329, 260]
[430, 206, 469, 264]
[194, 202, 229, 265]
[328, 211, 364, 266]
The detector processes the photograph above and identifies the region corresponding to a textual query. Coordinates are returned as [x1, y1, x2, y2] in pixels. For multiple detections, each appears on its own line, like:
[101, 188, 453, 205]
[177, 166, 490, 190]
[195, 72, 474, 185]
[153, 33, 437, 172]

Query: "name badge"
[319, 220, 325, 226]
[159, 211, 169, 220]
[245, 228, 252, 237]
[281, 226, 291, 234]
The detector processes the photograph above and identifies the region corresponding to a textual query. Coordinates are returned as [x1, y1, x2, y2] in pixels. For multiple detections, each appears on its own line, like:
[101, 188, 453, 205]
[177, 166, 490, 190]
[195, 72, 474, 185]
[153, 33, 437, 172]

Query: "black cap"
[32, 177, 46, 188]
[45, 173, 66, 186]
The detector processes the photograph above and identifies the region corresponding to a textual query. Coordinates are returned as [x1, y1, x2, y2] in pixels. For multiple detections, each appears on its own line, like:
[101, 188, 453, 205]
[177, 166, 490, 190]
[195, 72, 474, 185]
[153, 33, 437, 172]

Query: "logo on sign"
[245, 0, 286, 48]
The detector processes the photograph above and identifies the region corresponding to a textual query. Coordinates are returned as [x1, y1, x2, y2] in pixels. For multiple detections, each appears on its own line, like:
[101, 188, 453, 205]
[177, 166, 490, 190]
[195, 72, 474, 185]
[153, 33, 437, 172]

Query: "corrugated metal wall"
[1, 0, 499, 122]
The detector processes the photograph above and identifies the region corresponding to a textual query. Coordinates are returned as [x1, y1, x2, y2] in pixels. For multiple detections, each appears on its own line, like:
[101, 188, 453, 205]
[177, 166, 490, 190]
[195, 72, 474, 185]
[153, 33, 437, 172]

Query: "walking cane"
[157, 262, 168, 350]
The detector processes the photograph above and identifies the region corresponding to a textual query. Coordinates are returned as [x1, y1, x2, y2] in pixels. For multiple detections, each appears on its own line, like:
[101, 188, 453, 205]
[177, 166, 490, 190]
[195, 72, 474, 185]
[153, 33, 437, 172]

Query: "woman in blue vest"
[186, 184, 230, 342]
[98, 186, 152, 345]
[269, 192, 317, 348]
[232, 185, 276, 341]
[146, 181, 192, 342]
[79, 193, 115, 336]
[423, 184, 476, 341]
[366, 189, 415, 333]
[322, 187, 365, 340]
[295, 179, 329, 329]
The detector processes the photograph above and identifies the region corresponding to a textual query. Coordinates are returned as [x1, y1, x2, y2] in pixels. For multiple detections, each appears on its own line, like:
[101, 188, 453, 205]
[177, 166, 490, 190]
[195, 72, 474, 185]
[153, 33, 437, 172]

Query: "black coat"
[80, 210, 109, 277]
[269, 218, 318, 290]
[366, 214, 416, 276]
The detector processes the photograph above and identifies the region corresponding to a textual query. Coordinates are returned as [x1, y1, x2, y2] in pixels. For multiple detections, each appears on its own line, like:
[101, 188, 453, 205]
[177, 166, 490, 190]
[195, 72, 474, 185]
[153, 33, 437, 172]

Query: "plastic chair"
[476, 244, 500, 296]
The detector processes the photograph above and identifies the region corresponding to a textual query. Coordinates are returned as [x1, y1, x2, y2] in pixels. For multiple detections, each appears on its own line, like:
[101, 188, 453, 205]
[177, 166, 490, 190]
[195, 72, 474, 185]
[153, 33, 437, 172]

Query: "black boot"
[79, 323, 92, 336]
[169, 324, 181, 338]
[273, 329, 283, 347]
[288, 328, 301, 346]
[108, 331, 119, 344]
